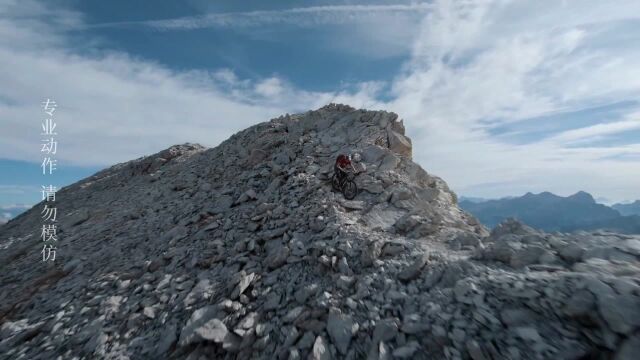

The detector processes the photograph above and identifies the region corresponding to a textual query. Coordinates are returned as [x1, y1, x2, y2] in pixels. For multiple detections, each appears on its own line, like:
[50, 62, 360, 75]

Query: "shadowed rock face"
[1, 104, 639, 360]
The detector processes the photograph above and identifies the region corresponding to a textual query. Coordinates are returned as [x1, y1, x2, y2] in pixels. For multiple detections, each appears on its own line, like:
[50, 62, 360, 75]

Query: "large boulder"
[387, 128, 412, 157]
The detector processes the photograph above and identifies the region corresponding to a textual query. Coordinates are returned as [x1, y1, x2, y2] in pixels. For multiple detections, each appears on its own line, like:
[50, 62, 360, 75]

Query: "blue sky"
[1, 0, 640, 220]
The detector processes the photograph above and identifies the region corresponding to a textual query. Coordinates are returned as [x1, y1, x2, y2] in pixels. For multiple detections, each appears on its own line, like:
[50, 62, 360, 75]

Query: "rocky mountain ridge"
[1, 104, 639, 360]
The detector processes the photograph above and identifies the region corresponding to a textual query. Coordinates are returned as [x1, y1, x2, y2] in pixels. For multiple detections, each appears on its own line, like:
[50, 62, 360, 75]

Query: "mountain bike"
[332, 171, 358, 200]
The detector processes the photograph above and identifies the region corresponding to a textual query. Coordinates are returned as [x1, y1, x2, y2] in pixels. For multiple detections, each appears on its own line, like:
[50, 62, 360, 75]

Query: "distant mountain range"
[460, 191, 640, 234]
[612, 200, 640, 216]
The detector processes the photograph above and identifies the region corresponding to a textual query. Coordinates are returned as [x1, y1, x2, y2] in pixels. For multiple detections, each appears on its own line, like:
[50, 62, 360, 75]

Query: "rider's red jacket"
[336, 155, 351, 170]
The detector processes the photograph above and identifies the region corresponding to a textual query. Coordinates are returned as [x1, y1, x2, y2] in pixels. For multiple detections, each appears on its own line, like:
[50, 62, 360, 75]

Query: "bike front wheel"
[342, 180, 358, 200]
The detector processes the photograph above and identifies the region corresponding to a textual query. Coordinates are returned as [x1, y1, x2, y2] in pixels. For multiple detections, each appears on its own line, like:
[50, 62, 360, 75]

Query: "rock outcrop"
[0, 104, 639, 359]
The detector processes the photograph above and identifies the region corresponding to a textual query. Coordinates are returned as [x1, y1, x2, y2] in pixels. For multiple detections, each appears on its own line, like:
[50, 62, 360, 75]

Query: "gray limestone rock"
[296, 331, 316, 350]
[263, 292, 281, 311]
[563, 289, 596, 318]
[184, 279, 214, 307]
[392, 341, 419, 358]
[327, 311, 357, 355]
[295, 283, 320, 304]
[598, 294, 640, 334]
[466, 340, 488, 360]
[264, 243, 290, 270]
[378, 153, 400, 171]
[195, 319, 228, 342]
[619, 239, 640, 256]
[509, 245, 548, 268]
[500, 308, 536, 327]
[454, 279, 484, 305]
[155, 320, 177, 356]
[179, 306, 219, 346]
[514, 327, 542, 342]
[397, 256, 428, 282]
[70, 208, 90, 226]
[559, 243, 585, 263]
[615, 333, 640, 360]
[311, 336, 333, 360]
[386, 129, 412, 158]
[372, 319, 398, 343]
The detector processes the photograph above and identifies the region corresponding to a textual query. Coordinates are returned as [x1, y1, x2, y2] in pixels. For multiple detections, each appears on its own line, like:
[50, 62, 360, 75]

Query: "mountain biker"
[333, 153, 361, 200]
[335, 154, 355, 181]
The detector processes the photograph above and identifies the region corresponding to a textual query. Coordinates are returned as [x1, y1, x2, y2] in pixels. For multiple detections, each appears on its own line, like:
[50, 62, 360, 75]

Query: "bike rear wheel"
[331, 173, 341, 191]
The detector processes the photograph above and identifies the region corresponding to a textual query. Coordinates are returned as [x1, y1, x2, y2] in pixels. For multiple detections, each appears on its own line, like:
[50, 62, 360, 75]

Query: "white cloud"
[89, 4, 433, 30]
[254, 77, 285, 98]
[1, 0, 640, 203]
[85, 3, 429, 60]
[548, 116, 640, 144]
[380, 0, 640, 202]
[0, 185, 39, 195]
[0, 1, 379, 167]
[0, 204, 31, 210]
